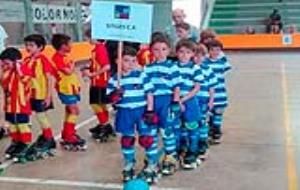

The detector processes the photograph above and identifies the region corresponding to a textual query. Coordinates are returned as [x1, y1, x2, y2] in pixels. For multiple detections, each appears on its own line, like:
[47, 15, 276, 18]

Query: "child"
[82, 29, 114, 142]
[51, 34, 87, 151]
[203, 40, 231, 144]
[175, 39, 204, 169]
[0, 48, 33, 161]
[144, 32, 181, 175]
[107, 46, 158, 184]
[175, 23, 197, 43]
[193, 43, 218, 160]
[23, 34, 56, 158]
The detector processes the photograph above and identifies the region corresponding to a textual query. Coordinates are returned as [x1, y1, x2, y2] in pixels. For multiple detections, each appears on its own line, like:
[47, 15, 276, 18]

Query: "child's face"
[122, 55, 137, 73]
[176, 28, 189, 39]
[1, 59, 18, 70]
[193, 53, 205, 65]
[151, 42, 170, 62]
[61, 41, 72, 53]
[177, 46, 194, 64]
[209, 46, 221, 59]
[25, 42, 42, 55]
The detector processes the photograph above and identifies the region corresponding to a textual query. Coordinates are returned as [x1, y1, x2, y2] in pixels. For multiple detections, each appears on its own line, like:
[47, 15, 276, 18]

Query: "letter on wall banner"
[91, 1, 153, 43]
[32, 4, 77, 24]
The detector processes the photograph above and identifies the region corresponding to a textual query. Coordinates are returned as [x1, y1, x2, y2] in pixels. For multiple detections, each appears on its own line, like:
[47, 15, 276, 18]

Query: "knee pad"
[121, 136, 135, 148]
[138, 135, 154, 149]
[184, 121, 198, 130]
[213, 108, 225, 115]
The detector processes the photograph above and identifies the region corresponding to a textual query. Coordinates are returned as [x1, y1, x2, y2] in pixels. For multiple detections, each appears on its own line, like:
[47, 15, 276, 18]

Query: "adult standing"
[0, 24, 8, 53]
[164, 9, 199, 46]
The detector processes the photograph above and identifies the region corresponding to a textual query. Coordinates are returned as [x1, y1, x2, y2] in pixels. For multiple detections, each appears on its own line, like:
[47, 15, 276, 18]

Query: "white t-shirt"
[0, 25, 8, 53]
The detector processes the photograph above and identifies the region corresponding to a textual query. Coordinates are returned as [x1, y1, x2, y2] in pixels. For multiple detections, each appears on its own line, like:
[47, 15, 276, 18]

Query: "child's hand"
[81, 69, 91, 77]
[44, 95, 52, 108]
[208, 99, 214, 111]
[179, 101, 186, 112]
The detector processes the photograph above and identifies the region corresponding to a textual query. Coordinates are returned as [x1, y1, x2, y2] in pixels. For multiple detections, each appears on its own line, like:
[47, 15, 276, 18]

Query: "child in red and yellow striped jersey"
[23, 34, 56, 157]
[51, 34, 87, 151]
[0, 48, 34, 161]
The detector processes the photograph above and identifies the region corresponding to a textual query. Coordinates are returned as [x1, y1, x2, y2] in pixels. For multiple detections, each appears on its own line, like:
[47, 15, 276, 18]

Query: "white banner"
[32, 4, 78, 24]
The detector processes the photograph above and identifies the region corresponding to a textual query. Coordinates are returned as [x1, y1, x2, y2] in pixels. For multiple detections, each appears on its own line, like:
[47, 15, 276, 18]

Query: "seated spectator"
[270, 24, 282, 34]
[244, 26, 256, 34]
[267, 9, 283, 33]
[286, 25, 297, 34]
[175, 22, 197, 43]
[199, 28, 217, 46]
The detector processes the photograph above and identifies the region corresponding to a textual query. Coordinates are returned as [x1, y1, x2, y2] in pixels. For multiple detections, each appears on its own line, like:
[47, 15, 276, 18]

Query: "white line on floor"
[54, 116, 97, 141]
[0, 176, 183, 190]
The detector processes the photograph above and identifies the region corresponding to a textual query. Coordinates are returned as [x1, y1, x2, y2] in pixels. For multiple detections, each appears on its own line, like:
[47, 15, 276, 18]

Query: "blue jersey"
[144, 60, 181, 96]
[203, 56, 231, 107]
[176, 61, 204, 96]
[107, 69, 154, 109]
[197, 63, 218, 102]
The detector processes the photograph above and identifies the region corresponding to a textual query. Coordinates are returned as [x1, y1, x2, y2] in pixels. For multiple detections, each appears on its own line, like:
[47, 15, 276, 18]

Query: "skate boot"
[4, 141, 19, 159]
[210, 128, 222, 145]
[27, 135, 56, 161]
[60, 134, 87, 151]
[161, 154, 178, 176]
[0, 127, 8, 140]
[137, 167, 158, 184]
[198, 140, 209, 162]
[123, 168, 135, 182]
[13, 143, 30, 164]
[92, 124, 116, 142]
[89, 124, 103, 134]
[181, 152, 198, 170]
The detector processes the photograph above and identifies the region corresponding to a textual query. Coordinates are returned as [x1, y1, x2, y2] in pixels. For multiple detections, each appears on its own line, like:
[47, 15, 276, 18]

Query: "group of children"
[0, 28, 231, 184]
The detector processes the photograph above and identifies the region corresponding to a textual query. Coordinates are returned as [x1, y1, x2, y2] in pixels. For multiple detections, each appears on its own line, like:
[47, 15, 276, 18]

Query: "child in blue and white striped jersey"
[193, 43, 218, 160]
[203, 40, 232, 144]
[175, 39, 205, 169]
[144, 32, 181, 176]
[106, 46, 159, 184]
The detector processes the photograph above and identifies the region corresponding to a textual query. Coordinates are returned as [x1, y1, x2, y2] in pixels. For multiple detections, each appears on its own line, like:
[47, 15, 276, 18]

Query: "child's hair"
[195, 43, 208, 56]
[122, 46, 137, 57]
[51, 34, 71, 51]
[150, 32, 171, 48]
[175, 22, 190, 31]
[0, 47, 22, 61]
[207, 39, 223, 51]
[24, 34, 46, 51]
[200, 29, 217, 44]
[175, 39, 196, 52]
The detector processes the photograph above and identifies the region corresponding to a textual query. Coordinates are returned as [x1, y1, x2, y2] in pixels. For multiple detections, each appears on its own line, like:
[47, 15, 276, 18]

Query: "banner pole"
[117, 41, 123, 88]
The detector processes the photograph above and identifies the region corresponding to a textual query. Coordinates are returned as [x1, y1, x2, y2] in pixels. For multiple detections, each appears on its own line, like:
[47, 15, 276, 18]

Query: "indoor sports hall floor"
[0, 51, 299, 190]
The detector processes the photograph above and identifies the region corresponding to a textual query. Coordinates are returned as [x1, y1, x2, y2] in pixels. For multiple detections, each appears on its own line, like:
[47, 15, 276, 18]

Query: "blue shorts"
[198, 97, 209, 116]
[115, 107, 150, 135]
[182, 97, 201, 122]
[30, 99, 54, 113]
[154, 95, 172, 129]
[5, 113, 30, 124]
[58, 93, 80, 105]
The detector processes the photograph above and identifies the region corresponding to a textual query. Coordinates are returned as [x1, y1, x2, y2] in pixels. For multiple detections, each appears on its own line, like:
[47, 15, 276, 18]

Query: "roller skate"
[137, 167, 158, 184]
[0, 127, 8, 140]
[209, 127, 222, 145]
[26, 135, 56, 161]
[198, 140, 209, 162]
[181, 152, 198, 170]
[60, 134, 87, 151]
[161, 154, 178, 176]
[123, 168, 135, 183]
[92, 124, 116, 142]
[12, 143, 30, 164]
[4, 141, 19, 160]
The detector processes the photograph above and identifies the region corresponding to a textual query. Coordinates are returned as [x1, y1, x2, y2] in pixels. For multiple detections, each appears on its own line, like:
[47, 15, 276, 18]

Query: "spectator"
[0, 24, 8, 53]
[164, 9, 199, 46]
[267, 9, 283, 33]
[286, 25, 297, 34]
[270, 24, 282, 34]
[199, 28, 217, 46]
[244, 26, 256, 34]
[175, 22, 197, 42]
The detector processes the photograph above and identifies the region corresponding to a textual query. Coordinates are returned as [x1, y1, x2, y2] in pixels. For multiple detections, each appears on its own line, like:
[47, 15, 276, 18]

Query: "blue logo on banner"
[114, 5, 130, 19]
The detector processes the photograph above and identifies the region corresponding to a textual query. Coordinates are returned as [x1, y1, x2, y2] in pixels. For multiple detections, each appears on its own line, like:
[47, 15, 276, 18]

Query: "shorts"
[5, 113, 30, 124]
[30, 99, 54, 113]
[154, 95, 172, 129]
[182, 97, 201, 122]
[115, 106, 150, 135]
[89, 86, 108, 104]
[58, 93, 81, 105]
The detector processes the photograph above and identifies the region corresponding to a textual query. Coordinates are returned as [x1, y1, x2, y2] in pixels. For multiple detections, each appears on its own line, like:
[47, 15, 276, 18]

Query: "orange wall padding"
[21, 42, 93, 62]
[218, 34, 300, 49]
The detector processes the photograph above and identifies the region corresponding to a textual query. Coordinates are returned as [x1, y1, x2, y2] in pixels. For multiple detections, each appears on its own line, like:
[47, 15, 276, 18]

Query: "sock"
[36, 112, 53, 139]
[9, 124, 20, 142]
[91, 104, 109, 125]
[18, 123, 32, 144]
[62, 113, 78, 140]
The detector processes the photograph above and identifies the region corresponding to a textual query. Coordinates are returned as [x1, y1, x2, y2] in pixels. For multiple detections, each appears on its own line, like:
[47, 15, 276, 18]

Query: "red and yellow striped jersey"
[51, 52, 80, 95]
[24, 54, 53, 100]
[90, 43, 110, 87]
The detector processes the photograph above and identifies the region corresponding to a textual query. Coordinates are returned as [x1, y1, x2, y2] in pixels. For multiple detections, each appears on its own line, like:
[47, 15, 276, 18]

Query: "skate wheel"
[4, 154, 11, 160]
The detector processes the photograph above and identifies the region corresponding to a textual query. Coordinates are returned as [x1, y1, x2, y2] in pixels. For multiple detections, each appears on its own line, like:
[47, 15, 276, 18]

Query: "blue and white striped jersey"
[197, 63, 218, 101]
[203, 56, 232, 107]
[144, 60, 181, 96]
[176, 61, 205, 96]
[107, 69, 154, 109]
